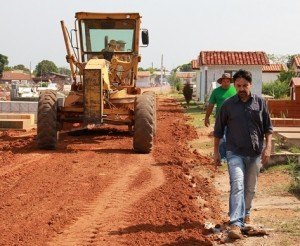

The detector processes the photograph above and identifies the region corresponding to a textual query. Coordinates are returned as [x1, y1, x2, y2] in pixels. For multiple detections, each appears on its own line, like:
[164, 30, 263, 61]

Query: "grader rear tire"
[37, 90, 58, 150]
[133, 94, 154, 153]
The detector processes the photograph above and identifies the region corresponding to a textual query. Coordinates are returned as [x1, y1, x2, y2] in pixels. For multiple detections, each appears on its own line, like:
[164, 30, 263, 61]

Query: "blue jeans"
[226, 151, 262, 227]
[219, 127, 227, 160]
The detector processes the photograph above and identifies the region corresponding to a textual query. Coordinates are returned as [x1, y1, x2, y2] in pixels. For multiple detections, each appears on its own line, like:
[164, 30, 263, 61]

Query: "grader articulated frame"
[37, 12, 156, 153]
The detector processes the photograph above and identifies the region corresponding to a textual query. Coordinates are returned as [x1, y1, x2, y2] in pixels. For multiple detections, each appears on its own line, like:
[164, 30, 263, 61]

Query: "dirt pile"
[120, 98, 223, 245]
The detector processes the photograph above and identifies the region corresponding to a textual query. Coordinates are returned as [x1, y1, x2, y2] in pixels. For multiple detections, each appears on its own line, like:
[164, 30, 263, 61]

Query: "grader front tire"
[133, 95, 155, 153]
[37, 90, 58, 150]
[142, 91, 157, 135]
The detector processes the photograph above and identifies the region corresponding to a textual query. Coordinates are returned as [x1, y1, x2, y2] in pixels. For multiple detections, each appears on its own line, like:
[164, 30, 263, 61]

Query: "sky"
[1, 0, 300, 71]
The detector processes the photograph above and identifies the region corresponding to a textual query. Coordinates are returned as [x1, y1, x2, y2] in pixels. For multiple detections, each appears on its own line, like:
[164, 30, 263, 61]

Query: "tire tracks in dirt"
[0, 153, 51, 195]
[48, 155, 164, 246]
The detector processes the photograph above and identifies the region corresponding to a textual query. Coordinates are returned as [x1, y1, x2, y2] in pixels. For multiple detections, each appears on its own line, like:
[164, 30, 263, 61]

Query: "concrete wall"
[199, 65, 263, 102]
[0, 101, 38, 123]
[262, 72, 279, 83]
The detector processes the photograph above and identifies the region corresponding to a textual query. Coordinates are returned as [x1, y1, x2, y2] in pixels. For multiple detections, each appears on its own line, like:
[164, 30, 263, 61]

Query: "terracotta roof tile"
[192, 59, 200, 69]
[199, 51, 269, 66]
[262, 64, 288, 73]
[1, 71, 31, 81]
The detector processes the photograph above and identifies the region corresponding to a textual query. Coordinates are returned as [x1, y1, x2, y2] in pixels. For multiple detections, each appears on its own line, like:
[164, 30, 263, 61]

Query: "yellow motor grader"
[37, 12, 156, 153]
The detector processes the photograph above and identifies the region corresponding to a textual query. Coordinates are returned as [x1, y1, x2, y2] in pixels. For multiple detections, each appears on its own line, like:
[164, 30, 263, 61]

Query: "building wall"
[194, 70, 201, 101]
[136, 77, 151, 88]
[199, 65, 263, 102]
[262, 72, 279, 83]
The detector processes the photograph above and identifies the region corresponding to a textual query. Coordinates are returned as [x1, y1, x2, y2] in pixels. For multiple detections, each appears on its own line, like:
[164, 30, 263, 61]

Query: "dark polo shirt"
[214, 94, 273, 157]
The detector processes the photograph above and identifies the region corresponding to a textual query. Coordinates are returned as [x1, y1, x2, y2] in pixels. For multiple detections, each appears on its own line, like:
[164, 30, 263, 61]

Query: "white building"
[192, 51, 269, 102]
[262, 64, 287, 83]
[136, 71, 151, 88]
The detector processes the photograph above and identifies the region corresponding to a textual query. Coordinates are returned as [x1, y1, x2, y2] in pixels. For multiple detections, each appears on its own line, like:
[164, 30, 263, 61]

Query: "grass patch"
[191, 140, 214, 150]
[168, 91, 184, 100]
[266, 159, 300, 198]
[279, 219, 300, 236]
[288, 146, 300, 153]
[289, 162, 300, 198]
[168, 91, 217, 128]
[265, 163, 295, 173]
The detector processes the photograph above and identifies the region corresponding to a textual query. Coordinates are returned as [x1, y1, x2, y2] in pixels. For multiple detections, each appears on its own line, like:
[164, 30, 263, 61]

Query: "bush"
[262, 80, 290, 99]
[183, 84, 193, 104]
[175, 81, 182, 92]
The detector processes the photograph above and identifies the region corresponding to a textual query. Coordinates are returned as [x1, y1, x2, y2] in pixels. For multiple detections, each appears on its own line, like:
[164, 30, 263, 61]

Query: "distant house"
[291, 55, 300, 75]
[136, 71, 151, 87]
[33, 72, 71, 89]
[152, 70, 170, 85]
[1, 70, 31, 85]
[192, 51, 269, 102]
[262, 64, 288, 83]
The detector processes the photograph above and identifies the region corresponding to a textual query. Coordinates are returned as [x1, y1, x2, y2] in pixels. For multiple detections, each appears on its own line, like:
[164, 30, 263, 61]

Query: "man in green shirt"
[205, 73, 236, 161]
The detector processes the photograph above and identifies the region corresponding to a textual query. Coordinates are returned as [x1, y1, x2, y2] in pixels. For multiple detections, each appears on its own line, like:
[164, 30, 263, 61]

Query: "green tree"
[172, 62, 193, 73]
[12, 64, 30, 74]
[3, 66, 12, 72]
[168, 72, 182, 91]
[0, 54, 9, 75]
[179, 62, 192, 72]
[277, 69, 296, 83]
[35, 60, 58, 76]
[262, 81, 290, 99]
[262, 69, 297, 99]
[58, 67, 71, 76]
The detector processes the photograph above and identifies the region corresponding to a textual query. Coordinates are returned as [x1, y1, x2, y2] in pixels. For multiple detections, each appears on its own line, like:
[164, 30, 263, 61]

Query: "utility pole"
[160, 54, 163, 85]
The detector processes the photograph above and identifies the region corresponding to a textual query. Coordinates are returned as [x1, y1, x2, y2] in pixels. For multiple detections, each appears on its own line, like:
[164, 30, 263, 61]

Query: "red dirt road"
[0, 97, 222, 245]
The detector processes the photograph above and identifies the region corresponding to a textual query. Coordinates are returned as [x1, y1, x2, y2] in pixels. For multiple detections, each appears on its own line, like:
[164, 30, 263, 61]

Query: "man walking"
[214, 69, 273, 239]
[205, 73, 236, 161]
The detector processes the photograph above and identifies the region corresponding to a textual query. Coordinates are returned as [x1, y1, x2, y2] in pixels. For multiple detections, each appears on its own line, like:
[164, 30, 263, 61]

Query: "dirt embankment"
[0, 97, 222, 245]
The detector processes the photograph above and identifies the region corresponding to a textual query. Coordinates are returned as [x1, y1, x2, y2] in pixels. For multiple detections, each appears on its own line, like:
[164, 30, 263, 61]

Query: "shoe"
[228, 225, 243, 239]
[244, 215, 250, 224]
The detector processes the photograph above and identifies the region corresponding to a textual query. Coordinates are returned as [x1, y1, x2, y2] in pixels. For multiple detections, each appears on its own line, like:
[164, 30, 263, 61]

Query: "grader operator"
[37, 12, 156, 153]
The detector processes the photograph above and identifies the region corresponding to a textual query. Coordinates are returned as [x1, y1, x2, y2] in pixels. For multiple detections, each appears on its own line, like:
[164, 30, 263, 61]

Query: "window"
[224, 70, 238, 77]
[80, 19, 135, 53]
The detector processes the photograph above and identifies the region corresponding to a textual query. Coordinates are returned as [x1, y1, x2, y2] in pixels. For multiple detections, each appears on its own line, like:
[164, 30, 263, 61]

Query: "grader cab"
[37, 12, 156, 153]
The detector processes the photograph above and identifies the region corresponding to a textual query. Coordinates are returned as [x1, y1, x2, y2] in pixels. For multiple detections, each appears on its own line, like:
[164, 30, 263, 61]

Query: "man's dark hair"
[233, 69, 252, 83]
